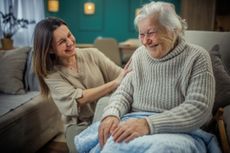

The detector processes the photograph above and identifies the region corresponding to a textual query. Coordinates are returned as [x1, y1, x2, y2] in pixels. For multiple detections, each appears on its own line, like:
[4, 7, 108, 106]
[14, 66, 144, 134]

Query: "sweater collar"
[145, 37, 186, 62]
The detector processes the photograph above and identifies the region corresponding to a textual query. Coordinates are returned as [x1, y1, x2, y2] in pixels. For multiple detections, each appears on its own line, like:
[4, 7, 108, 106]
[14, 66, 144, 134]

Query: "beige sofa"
[0, 47, 62, 153]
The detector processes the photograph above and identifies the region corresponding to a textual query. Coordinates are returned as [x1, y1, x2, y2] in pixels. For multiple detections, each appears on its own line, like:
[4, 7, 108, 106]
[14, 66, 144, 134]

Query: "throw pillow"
[0, 47, 30, 94]
[209, 44, 230, 114]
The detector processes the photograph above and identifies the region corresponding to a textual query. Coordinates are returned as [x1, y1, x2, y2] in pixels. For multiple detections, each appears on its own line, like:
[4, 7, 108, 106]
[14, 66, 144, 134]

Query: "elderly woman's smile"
[138, 16, 176, 59]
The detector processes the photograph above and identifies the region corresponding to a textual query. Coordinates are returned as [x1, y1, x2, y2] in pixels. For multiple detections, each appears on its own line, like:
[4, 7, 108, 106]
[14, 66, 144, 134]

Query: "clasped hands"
[98, 116, 150, 148]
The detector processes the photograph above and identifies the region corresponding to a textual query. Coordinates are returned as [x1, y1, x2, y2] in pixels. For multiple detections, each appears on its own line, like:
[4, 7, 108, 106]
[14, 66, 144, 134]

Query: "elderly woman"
[75, 1, 221, 153]
[33, 17, 130, 153]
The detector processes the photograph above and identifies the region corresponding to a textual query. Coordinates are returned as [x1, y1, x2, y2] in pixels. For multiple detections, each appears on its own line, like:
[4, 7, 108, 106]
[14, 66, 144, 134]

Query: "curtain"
[0, 0, 45, 47]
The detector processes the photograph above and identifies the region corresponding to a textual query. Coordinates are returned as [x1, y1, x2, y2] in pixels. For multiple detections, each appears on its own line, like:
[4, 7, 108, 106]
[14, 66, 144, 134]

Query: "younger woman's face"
[51, 25, 76, 60]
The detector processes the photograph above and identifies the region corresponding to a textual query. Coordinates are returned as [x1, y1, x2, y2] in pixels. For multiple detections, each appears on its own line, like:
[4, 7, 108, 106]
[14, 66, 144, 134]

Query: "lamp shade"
[135, 8, 141, 16]
[48, 0, 59, 12]
[84, 2, 95, 15]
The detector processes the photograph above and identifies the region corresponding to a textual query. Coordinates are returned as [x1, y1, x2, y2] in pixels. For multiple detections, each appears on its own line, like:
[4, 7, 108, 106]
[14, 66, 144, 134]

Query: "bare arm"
[78, 59, 132, 106]
[77, 79, 118, 105]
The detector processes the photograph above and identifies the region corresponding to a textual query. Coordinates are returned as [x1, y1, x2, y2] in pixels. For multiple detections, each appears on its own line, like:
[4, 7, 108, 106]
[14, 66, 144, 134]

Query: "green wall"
[45, 0, 180, 43]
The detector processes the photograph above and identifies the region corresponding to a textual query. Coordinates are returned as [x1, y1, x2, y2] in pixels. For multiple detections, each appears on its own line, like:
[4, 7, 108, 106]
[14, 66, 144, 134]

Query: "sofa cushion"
[184, 31, 230, 56]
[24, 49, 40, 91]
[0, 91, 39, 116]
[0, 47, 30, 94]
[209, 44, 230, 114]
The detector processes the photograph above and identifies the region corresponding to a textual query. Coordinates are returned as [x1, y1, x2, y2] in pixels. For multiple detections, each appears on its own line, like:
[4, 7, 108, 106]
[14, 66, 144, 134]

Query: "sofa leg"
[215, 108, 230, 153]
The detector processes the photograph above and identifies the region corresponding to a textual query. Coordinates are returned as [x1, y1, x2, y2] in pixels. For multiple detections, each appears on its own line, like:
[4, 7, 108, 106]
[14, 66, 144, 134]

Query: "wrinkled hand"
[112, 118, 150, 143]
[114, 59, 132, 86]
[99, 116, 120, 148]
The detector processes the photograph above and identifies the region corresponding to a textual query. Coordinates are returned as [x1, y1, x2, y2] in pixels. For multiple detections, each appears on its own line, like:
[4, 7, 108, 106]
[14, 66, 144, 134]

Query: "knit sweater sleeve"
[146, 49, 215, 134]
[102, 72, 134, 119]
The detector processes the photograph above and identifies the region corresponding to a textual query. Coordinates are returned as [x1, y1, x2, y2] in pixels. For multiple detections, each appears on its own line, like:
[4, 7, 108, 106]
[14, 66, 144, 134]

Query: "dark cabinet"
[180, 0, 230, 31]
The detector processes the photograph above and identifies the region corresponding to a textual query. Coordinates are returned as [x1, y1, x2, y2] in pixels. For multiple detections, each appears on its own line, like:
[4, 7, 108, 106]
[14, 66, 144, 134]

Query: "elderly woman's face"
[138, 16, 176, 59]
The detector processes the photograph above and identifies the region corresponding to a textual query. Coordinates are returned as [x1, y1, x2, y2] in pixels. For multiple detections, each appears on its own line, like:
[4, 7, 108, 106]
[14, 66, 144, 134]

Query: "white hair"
[134, 1, 187, 36]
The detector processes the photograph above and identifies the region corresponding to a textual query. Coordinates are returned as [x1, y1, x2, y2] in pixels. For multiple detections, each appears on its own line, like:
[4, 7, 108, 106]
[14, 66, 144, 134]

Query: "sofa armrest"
[0, 95, 62, 153]
[93, 96, 110, 123]
[215, 108, 230, 153]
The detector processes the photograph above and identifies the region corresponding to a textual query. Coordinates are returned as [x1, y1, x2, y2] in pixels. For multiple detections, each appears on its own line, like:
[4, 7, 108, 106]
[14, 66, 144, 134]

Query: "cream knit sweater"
[102, 38, 215, 135]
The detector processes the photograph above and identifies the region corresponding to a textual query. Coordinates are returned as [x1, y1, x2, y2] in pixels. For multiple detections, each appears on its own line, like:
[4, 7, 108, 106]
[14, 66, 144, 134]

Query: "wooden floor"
[36, 141, 69, 153]
[36, 132, 68, 153]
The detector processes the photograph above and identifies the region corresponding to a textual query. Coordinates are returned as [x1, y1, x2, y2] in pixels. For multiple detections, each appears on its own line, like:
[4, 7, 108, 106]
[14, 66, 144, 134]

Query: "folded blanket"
[75, 112, 221, 153]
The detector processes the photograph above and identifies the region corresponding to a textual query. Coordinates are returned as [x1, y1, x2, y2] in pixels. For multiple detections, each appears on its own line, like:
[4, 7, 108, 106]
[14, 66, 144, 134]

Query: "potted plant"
[0, 5, 35, 49]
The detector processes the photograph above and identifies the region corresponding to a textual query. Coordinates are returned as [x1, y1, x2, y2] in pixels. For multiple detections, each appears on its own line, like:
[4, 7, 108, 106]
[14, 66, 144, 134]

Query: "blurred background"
[0, 0, 229, 47]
